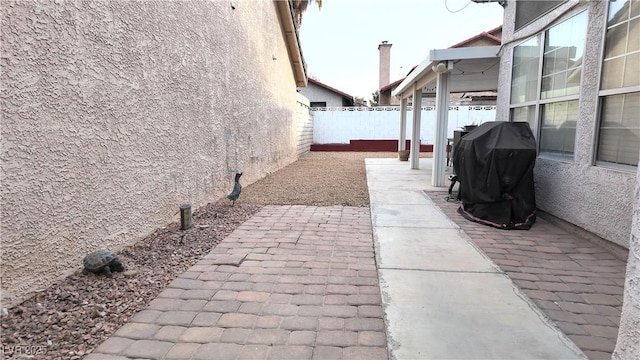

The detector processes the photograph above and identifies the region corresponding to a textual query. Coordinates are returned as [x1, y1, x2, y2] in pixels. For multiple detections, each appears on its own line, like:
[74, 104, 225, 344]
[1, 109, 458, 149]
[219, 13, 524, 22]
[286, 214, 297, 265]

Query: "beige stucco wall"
[497, 0, 636, 248]
[295, 94, 313, 155]
[613, 163, 640, 359]
[1, 1, 302, 306]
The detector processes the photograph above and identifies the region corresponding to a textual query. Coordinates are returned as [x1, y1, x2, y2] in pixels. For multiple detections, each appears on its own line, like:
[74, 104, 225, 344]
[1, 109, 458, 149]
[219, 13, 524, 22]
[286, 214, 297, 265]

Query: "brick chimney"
[378, 41, 392, 90]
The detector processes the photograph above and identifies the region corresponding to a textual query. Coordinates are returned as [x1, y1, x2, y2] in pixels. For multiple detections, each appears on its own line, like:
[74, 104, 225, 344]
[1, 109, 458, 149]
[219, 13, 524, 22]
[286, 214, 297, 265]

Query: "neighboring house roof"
[381, 26, 503, 93]
[448, 25, 502, 48]
[308, 78, 355, 105]
[380, 78, 405, 92]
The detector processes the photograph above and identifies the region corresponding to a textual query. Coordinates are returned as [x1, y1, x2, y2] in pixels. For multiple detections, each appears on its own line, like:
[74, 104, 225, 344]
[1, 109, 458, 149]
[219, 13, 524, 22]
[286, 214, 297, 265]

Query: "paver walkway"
[87, 206, 388, 360]
[430, 190, 627, 360]
[87, 156, 629, 360]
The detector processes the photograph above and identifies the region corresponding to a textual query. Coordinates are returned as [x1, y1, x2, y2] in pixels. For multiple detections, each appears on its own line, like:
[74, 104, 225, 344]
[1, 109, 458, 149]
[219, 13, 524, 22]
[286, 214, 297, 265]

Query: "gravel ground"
[0, 151, 397, 359]
[241, 151, 397, 207]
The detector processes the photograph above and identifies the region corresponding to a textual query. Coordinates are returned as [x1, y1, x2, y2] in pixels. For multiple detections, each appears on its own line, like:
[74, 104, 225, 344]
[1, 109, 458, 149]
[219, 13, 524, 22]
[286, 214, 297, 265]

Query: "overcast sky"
[298, 0, 504, 101]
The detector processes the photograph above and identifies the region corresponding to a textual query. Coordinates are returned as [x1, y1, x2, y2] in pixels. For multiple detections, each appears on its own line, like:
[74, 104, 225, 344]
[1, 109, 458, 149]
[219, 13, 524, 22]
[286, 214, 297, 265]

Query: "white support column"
[410, 87, 422, 169]
[432, 68, 450, 186]
[398, 97, 407, 151]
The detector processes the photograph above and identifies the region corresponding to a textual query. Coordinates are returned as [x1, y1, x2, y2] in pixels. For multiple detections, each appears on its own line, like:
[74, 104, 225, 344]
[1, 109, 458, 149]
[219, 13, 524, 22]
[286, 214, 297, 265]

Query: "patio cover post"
[410, 87, 421, 169]
[398, 98, 407, 151]
[432, 67, 450, 186]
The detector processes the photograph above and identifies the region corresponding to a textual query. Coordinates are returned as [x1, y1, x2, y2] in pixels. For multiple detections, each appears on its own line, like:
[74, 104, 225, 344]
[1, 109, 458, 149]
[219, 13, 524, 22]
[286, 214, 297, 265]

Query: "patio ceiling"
[392, 46, 501, 98]
[391, 45, 501, 187]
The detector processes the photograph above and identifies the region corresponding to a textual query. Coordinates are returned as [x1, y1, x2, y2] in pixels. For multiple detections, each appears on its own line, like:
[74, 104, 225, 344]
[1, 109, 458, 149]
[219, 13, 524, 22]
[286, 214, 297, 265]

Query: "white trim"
[595, 160, 639, 173]
[537, 152, 575, 163]
[598, 86, 640, 97]
[429, 46, 501, 62]
[539, 94, 581, 104]
[410, 88, 422, 169]
[392, 46, 501, 99]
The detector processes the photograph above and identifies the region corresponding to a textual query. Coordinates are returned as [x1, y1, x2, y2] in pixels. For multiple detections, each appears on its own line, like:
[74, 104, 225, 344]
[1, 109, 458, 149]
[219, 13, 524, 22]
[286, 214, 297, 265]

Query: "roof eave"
[275, 1, 307, 87]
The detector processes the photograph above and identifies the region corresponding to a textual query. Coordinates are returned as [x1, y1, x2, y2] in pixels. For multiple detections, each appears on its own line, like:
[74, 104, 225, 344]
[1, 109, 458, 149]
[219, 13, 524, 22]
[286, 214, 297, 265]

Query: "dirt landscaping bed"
[0, 152, 397, 359]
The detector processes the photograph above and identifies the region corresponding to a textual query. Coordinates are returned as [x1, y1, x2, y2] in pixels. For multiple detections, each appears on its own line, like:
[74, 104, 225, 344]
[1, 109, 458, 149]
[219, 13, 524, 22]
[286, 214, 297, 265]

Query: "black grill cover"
[453, 122, 537, 230]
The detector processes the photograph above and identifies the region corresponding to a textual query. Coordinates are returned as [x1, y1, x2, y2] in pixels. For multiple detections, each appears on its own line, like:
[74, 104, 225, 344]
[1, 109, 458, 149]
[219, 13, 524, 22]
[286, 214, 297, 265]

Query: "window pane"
[632, 0, 640, 18]
[629, 17, 639, 52]
[597, 92, 640, 166]
[540, 100, 578, 156]
[602, 0, 640, 90]
[608, 0, 630, 26]
[511, 36, 541, 104]
[516, 1, 565, 30]
[512, 106, 537, 132]
[601, 56, 625, 90]
[541, 11, 587, 99]
[566, 68, 581, 95]
[604, 22, 628, 58]
[624, 52, 640, 87]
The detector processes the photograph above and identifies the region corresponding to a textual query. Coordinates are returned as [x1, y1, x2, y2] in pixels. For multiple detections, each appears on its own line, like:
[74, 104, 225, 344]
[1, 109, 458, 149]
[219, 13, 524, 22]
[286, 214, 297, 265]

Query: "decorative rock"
[123, 270, 138, 278]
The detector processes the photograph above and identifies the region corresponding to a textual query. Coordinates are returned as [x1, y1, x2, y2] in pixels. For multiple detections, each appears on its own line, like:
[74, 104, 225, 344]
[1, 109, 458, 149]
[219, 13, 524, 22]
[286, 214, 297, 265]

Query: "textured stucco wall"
[295, 93, 313, 155]
[298, 82, 346, 107]
[497, 0, 636, 248]
[613, 164, 640, 359]
[1, 0, 301, 305]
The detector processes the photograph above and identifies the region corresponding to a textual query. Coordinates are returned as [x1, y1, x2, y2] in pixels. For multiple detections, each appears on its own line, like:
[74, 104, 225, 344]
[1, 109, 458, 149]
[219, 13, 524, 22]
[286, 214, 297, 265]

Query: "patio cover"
[392, 46, 500, 186]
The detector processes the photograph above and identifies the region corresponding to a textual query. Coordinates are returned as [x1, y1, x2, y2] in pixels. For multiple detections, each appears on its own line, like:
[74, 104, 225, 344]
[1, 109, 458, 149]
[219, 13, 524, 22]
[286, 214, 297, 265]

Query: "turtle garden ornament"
[82, 249, 125, 277]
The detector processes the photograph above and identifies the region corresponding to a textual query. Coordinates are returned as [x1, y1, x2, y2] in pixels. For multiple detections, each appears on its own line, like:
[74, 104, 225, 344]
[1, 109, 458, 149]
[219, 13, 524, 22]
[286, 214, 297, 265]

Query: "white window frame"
[594, 0, 640, 171]
[509, 10, 588, 163]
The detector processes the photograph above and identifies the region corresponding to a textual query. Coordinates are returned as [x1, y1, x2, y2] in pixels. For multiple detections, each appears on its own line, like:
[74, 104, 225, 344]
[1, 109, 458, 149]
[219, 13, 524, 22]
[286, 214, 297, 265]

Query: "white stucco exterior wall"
[1, 1, 302, 305]
[497, 0, 636, 248]
[295, 94, 313, 155]
[613, 163, 640, 359]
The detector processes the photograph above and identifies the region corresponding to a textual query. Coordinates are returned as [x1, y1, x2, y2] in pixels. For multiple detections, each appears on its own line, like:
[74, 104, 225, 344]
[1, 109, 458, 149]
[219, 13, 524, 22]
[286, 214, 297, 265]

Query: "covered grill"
[452, 121, 537, 230]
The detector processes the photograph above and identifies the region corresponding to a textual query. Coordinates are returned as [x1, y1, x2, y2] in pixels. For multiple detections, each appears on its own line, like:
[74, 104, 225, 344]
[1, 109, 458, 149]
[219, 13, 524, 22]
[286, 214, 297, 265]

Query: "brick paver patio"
[87, 205, 388, 360]
[429, 191, 628, 360]
[87, 196, 628, 360]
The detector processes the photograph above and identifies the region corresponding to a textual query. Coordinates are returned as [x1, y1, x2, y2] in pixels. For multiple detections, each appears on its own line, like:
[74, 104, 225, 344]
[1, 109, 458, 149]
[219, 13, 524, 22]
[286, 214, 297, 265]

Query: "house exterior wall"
[613, 163, 640, 359]
[0, 1, 301, 305]
[298, 82, 346, 107]
[496, 0, 636, 248]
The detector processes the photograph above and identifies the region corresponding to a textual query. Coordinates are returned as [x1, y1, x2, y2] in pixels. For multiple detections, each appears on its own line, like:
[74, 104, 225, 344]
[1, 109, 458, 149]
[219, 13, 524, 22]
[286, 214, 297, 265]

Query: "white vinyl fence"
[312, 105, 497, 145]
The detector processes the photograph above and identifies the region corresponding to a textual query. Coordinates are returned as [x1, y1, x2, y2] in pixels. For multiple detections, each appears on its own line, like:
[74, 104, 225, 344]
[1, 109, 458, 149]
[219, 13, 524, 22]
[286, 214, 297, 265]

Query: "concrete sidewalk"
[366, 158, 586, 359]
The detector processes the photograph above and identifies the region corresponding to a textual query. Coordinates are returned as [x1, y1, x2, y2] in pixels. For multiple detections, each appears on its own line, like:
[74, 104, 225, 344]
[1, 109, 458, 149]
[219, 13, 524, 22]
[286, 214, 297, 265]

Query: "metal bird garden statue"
[227, 170, 242, 206]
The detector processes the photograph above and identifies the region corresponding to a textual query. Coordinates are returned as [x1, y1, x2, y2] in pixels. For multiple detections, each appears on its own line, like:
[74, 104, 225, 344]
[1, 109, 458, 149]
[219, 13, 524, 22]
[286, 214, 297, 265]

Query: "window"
[596, 0, 640, 167]
[510, 11, 588, 159]
[515, 1, 566, 31]
[310, 102, 327, 108]
[511, 37, 541, 105]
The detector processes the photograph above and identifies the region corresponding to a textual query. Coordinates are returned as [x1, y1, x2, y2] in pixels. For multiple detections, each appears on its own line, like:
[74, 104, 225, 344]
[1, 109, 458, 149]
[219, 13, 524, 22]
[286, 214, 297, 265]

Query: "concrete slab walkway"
[432, 190, 627, 359]
[366, 158, 586, 360]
